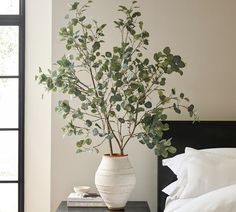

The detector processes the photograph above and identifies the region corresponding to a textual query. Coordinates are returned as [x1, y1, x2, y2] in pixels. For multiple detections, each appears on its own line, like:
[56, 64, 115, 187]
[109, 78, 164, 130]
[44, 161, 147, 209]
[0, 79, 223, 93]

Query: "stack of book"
[67, 193, 106, 207]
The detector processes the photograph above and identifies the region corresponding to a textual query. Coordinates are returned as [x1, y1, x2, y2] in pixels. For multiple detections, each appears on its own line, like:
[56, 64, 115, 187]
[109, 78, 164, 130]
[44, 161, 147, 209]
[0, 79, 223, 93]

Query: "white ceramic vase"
[95, 155, 136, 210]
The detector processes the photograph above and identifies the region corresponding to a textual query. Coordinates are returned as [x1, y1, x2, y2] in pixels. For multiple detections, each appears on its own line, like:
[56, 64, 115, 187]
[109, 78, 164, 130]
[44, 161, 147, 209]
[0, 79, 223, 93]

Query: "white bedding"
[164, 184, 236, 212]
[162, 147, 236, 199]
[164, 197, 192, 212]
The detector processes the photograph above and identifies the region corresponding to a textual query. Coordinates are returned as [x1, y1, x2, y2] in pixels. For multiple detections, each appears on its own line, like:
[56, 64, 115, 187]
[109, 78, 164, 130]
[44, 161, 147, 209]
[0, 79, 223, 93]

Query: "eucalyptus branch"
[71, 73, 90, 90]
[105, 115, 122, 149]
[36, 0, 196, 157]
[83, 112, 100, 119]
[68, 76, 89, 90]
[131, 40, 143, 56]
[74, 125, 89, 130]
[78, 26, 109, 133]
[92, 138, 106, 148]
[123, 133, 139, 139]
[122, 102, 139, 150]
[119, 27, 124, 44]
[89, 68, 98, 95]
[62, 77, 89, 94]
[116, 120, 123, 144]
[73, 37, 89, 61]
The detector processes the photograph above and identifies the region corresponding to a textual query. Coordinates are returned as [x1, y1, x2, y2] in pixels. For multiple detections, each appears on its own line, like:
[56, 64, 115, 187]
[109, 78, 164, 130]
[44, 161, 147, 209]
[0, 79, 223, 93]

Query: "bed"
[158, 121, 236, 212]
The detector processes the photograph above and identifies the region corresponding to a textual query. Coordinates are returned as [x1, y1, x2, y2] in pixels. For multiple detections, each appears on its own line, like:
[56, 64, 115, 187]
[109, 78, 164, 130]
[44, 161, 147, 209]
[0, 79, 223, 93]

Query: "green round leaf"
[160, 78, 166, 86]
[92, 128, 99, 136]
[163, 46, 171, 55]
[180, 93, 184, 99]
[146, 142, 155, 149]
[85, 120, 92, 127]
[116, 104, 121, 111]
[171, 89, 176, 95]
[179, 61, 185, 68]
[79, 16, 86, 22]
[118, 118, 125, 123]
[173, 103, 181, 114]
[81, 103, 88, 110]
[144, 101, 152, 108]
[85, 138, 92, 145]
[92, 42, 100, 52]
[173, 55, 181, 64]
[188, 104, 194, 112]
[76, 149, 83, 154]
[116, 80, 123, 87]
[91, 109, 97, 113]
[132, 11, 141, 18]
[143, 58, 149, 65]
[95, 71, 103, 81]
[106, 133, 114, 140]
[168, 146, 177, 154]
[76, 140, 84, 148]
[105, 52, 112, 58]
[139, 139, 145, 144]
[79, 94, 86, 101]
[160, 114, 167, 121]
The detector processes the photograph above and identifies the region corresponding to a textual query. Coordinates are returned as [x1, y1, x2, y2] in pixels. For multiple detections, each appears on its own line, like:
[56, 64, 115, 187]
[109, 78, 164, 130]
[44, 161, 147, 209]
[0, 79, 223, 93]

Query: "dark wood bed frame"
[158, 121, 236, 212]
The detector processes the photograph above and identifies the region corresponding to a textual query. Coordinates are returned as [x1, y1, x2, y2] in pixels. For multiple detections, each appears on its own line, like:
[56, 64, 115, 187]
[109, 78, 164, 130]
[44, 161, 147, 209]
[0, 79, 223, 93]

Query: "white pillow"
[162, 181, 178, 196]
[163, 147, 236, 177]
[180, 148, 236, 198]
[162, 153, 187, 178]
[162, 180, 185, 199]
[162, 147, 236, 197]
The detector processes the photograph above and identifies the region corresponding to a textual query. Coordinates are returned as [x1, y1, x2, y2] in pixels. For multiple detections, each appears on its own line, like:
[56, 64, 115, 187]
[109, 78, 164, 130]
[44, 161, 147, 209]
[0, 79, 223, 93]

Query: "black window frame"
[0, 0, 25, 212]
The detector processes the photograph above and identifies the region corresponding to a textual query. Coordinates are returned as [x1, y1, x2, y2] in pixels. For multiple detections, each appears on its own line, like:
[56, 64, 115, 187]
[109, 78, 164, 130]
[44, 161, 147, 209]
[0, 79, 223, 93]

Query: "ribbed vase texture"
[95, 155, 136, 209]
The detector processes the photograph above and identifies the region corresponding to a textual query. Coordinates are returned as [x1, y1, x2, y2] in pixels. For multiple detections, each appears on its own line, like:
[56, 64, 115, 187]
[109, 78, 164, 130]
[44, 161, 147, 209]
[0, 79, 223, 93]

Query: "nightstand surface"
[56, 201, 150, 212]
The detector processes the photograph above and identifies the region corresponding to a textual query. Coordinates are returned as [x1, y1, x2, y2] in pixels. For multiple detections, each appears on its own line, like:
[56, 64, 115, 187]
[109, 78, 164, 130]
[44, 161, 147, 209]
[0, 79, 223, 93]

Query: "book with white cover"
[67, 201, 106, 207]
[67, 193, 106, 207]
[67, 193, 103, 202]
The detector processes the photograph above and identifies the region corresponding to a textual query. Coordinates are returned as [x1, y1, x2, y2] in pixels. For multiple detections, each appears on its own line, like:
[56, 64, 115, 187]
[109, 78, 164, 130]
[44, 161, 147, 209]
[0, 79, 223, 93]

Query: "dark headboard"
[158, 121, 236, 212]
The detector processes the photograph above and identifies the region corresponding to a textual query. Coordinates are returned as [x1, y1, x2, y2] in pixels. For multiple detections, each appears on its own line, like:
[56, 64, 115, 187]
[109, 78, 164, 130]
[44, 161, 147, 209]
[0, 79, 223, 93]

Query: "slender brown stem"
[108, 139, 114, 155]
[92, 138, 106, 148]
[122, 102, 139, 150]
[105, 115, 122, 151]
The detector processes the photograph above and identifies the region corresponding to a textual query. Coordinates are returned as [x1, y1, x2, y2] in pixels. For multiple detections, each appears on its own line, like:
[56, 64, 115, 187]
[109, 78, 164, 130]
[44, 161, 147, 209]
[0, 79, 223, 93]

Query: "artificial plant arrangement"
[36, 0, 197, 158]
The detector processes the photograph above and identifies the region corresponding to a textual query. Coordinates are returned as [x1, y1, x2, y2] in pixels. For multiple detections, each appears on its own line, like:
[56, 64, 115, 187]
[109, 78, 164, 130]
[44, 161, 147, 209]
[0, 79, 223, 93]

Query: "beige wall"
[51, 0, 236, 212]
[25, 0, 52, 211]
[154, 0, 236, 120]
